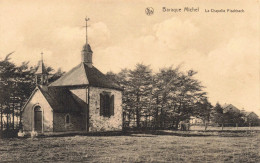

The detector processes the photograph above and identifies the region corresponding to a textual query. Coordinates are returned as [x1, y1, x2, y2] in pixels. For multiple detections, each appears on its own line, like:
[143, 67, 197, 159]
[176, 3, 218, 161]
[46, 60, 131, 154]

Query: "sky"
[0, 0, 259, 115]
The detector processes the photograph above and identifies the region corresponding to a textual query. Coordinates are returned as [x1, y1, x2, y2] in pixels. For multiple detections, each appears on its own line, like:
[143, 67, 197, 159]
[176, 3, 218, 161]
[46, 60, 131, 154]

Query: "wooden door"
[34, 107, 42, 132]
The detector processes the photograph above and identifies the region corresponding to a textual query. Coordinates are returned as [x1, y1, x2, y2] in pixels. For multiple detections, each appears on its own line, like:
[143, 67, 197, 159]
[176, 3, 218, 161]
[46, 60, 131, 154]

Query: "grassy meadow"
[0, 131, 259, 162]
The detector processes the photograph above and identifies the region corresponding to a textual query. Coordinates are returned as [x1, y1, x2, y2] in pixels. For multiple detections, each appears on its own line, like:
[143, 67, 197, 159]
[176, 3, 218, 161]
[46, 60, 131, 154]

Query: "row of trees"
[1, 53, 257, 131]
[107, 64, 259, 129]
[107, 64, 210, 129]
[0, 53, 64, 131]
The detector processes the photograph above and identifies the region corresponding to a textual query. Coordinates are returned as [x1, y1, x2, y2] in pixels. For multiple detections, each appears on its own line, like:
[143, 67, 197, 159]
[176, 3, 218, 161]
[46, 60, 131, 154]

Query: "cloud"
[0, 1, 258, 115]
[88, 22, 111, 47]
[92, 16, 259, 114]
[207, 37, 259, 79]
[154, 17, 199, 51]
[94, 46, 138, 72]
[192, 36, 259, 113]
[0, 19, 111, 71]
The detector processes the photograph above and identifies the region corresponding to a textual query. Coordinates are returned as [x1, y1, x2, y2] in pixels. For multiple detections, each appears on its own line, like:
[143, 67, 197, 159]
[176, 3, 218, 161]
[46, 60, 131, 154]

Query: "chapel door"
[34, 106, 42, 132]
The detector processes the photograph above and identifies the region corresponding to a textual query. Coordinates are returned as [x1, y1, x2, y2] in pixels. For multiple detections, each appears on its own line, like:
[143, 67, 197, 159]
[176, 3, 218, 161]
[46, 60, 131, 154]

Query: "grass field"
[0, 131, 259, 162]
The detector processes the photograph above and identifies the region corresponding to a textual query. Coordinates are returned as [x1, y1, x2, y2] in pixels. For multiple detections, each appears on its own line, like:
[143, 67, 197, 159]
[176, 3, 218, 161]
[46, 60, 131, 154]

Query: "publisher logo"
[145, 7, 154, 16]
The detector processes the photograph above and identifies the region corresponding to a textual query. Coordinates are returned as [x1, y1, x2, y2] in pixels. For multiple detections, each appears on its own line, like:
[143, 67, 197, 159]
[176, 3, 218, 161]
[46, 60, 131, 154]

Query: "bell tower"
[35, 52, 48, 85]
[81, 17, 93, 68]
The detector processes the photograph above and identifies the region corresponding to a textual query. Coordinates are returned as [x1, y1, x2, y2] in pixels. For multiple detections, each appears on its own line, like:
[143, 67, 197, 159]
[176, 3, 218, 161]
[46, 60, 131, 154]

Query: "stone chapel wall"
[88, 87, 122, 132]
[53, 112, 85, 132]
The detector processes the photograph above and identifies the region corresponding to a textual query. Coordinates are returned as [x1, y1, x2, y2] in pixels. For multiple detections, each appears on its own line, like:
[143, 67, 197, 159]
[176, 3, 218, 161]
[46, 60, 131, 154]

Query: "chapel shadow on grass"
[125, 129, 258, 137]
[34, 130, 212, 138]
[0, 129, 19, 138]
[127, 130, 213, 137]
[7, 129, 258, 139]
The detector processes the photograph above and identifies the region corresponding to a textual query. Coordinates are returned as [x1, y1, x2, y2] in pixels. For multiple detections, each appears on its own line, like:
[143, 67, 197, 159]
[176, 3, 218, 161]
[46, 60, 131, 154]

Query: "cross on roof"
[35, 52, 48, 75]
[85, 17, 90, 46]
[41, 52, 43, 61]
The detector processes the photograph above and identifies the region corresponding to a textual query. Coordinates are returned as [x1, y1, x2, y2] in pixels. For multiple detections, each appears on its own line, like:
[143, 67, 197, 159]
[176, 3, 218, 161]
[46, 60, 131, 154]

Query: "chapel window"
[100, 92, 114, 117]
[65, 114, 70, 124]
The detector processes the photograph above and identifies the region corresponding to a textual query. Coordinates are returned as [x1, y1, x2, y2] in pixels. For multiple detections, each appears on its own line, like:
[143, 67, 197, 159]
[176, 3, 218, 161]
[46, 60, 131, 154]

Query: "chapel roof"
[49, 62, 122, 90]
[39, 86, 85, 113]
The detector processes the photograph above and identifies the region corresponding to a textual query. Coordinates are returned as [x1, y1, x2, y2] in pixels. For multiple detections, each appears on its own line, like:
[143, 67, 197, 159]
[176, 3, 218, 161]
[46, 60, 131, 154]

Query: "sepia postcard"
[0, 0, 259, 162]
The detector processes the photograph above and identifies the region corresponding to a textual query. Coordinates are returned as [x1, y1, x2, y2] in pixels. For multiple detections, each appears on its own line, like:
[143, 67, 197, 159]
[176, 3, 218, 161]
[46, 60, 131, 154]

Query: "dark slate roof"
[49, 62, 122, 90]
[222, 104, 240, 113]
[244, 111, 258, 117]
[244, 112, 252, 116]
[39, 86, 84, 113]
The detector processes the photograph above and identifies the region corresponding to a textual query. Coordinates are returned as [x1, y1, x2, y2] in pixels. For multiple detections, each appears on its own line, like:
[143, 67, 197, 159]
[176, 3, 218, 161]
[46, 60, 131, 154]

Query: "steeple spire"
[35, 52, 48, 85]
[81, 17, 93, 67]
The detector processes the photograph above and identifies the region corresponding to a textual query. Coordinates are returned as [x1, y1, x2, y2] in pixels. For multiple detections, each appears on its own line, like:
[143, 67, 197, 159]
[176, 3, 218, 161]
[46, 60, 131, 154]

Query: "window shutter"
[100, 94, 104, 116]
[110, 95, 114, 116]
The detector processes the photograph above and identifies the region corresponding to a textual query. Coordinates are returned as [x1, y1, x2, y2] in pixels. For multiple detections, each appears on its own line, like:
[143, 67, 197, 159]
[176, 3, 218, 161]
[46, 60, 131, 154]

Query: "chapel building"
[22, 20, 123, 134]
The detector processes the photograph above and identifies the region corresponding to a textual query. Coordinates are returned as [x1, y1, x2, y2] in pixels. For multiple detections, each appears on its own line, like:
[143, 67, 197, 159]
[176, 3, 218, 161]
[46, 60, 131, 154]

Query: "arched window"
[65, 114, 70, 124]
